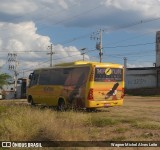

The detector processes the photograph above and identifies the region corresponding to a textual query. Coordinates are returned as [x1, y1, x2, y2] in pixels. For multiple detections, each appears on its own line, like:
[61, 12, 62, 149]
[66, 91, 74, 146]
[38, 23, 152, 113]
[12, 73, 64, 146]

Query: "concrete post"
[156, 31, 160, 67]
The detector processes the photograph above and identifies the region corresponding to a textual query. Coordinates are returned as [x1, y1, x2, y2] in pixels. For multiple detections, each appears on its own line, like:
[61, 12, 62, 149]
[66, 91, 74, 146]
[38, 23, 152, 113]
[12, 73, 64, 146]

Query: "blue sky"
[0, 0, 160, 77]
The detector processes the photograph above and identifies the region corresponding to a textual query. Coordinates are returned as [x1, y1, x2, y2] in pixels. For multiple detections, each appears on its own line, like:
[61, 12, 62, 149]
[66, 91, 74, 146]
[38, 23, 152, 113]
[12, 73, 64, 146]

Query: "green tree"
[0, 73, 11, 88]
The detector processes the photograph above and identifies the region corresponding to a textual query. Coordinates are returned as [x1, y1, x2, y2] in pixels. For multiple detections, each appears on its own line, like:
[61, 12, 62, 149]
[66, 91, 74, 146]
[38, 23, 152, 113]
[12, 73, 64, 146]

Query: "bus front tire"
[30, 97, 35, 106]
[57, 99, 66, 111]
[86, 108, 96, 112]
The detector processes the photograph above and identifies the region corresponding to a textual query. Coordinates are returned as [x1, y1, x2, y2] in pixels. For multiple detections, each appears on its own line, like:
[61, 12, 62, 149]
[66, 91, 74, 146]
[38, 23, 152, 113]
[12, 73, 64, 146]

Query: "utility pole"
[22, 69, 25, 78]
[124, 57, 127, 69]
[47, 44, 54, 67]
[8, 53, 19, 99]
[99, 29, 103, 63]
[91, 29, 103, 63]
[81, 48, 86, 61]
[123, 57, 127, 81]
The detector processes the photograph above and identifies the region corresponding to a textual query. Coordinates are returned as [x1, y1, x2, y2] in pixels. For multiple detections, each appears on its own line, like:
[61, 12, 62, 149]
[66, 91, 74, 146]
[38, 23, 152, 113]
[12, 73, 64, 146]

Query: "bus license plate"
[104, 104, 110, 107]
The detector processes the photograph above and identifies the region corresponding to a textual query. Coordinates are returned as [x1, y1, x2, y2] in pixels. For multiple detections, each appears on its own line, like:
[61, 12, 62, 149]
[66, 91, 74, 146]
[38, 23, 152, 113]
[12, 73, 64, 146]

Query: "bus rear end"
[86, 64, 124, 108]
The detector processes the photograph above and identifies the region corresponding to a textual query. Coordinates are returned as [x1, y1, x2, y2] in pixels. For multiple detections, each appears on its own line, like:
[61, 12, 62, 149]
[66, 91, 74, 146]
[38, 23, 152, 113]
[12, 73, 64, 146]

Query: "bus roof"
[55, 61, 122, 67]
[33, 61, 123, 71]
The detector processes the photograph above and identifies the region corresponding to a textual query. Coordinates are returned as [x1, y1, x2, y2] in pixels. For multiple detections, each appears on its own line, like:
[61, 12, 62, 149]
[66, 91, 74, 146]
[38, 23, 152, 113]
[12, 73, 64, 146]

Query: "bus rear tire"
[57, 99, 66, 111]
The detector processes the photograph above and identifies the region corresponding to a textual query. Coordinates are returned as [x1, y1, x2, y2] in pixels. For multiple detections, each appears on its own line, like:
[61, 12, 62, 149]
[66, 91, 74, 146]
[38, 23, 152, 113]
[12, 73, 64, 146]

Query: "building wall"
[2, 84, 22, 99]
[125, 69, 158, 89]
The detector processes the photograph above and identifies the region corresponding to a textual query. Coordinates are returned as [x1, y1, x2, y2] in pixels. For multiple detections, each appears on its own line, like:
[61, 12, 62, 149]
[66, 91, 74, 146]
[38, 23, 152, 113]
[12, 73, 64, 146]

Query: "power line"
[49, 49, 97, 61]
[61, 33, 91, 45]
[0, 50, 47, 53]
[19, 60, 50, 73]
[128, 59, 154, 62]
[19, 49, 97, 72]
[106, 51, 155, 57]
[8, 46, 156, 74]
[103, 17, 160, 32]
[58, 17, 160, 49]
[0, 41, 155, 55]
[18, 51, 156, 74]
[60, 18, 160, 46]
[103, 42, 155, 49]
[0, 50, 84, 54]
[52, 5, 102, 26]
[2, 44, 156, 74]
[106, 30, 156, 46]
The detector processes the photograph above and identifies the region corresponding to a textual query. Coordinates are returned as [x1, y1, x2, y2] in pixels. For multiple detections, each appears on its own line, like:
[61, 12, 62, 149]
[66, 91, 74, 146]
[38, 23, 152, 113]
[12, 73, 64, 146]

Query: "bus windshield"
[94, 67, 123, 82]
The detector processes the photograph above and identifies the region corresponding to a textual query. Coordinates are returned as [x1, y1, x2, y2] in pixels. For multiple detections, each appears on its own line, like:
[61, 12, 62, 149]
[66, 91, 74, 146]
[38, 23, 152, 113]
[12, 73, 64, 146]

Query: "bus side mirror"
[29, 73, 33, 80]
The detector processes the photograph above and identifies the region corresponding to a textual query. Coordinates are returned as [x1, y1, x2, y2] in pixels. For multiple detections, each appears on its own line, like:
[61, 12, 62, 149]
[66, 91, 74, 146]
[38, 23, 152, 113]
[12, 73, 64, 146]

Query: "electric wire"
[103, 42, 155, 49]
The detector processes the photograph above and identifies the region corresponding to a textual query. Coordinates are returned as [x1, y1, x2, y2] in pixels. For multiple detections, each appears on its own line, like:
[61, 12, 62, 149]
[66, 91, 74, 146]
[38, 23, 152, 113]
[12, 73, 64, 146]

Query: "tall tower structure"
[156, 31, 160, 67]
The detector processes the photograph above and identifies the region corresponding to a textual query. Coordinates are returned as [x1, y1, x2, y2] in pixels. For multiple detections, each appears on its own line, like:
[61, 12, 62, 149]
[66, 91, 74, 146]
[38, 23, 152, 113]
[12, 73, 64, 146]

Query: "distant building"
[2, 78, 27, 99]
[0, 88, 3, 99]
[125, 67, 159, 89]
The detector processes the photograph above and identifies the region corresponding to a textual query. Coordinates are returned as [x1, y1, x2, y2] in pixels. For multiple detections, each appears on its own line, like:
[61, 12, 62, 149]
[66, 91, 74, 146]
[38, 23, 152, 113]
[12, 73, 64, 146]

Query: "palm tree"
[0, 73, 11, 88]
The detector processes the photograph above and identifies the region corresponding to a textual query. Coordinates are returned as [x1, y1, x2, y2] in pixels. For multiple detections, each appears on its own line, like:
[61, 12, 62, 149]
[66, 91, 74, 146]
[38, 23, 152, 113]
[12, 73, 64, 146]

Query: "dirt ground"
[124, 95, 160, 106]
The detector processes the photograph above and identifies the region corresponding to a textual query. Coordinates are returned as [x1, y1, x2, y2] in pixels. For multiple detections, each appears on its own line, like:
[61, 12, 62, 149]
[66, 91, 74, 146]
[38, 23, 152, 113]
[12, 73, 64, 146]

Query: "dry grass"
[0, 96, 160, 149]
[0, 105, 90, 141]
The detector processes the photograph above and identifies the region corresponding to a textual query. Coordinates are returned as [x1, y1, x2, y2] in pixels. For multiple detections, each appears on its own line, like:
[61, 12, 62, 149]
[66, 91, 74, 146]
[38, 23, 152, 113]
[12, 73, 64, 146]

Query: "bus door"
[93, 67, 124, 103]
[28, 72, 40, 103]
[21, 79, 27, 98]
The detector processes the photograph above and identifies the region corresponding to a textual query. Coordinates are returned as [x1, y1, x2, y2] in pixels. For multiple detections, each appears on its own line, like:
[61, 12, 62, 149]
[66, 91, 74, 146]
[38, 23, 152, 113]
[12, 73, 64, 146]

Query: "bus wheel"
[30, 97, 35, 106]
[86, 108, 96, 112]
[57, 99, 66, 111]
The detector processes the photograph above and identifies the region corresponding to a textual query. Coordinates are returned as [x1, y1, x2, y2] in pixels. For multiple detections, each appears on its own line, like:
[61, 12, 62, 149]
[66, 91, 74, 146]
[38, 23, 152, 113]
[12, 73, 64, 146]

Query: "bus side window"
[50, 70, 58, 85]
[64, 67, 90, 86]
[63, 68, 73, 74]
[29, 74, 32, 80]
[50, 69, 68, 85]
[39, 70, 50, 85]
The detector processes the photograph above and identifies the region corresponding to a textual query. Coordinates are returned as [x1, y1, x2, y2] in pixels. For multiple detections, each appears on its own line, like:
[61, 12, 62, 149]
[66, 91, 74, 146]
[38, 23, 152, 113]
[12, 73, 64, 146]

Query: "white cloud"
[58, 0, 69, 10]
[102, 0, 160, 17]
[0, 0, 160, 29]
[0, 21, 89, 76]
[0, 0, 37, 15]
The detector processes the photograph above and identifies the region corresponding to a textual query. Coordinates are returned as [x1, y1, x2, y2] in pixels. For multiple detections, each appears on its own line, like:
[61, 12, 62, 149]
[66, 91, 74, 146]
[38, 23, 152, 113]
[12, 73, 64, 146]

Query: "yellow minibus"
[27, 61, 124, 110]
